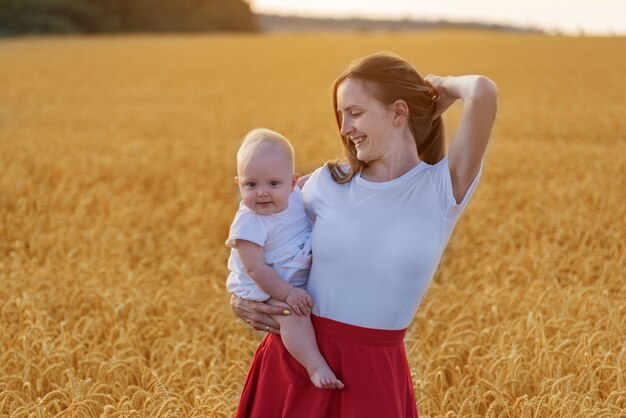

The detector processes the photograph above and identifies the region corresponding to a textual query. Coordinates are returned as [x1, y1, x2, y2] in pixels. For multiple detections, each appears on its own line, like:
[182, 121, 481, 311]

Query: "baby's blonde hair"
[237, 128, 295, 174]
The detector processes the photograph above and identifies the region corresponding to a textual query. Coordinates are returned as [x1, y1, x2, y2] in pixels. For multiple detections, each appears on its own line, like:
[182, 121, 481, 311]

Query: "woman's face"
[336, 78, 396, 163]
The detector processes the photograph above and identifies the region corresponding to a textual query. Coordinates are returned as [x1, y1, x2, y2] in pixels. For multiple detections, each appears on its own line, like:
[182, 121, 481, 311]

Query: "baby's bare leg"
[267, 298, 344, 390]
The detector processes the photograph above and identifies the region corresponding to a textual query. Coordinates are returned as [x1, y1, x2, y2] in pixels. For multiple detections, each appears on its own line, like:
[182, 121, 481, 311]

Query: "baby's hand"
[285, 287, 313, 316]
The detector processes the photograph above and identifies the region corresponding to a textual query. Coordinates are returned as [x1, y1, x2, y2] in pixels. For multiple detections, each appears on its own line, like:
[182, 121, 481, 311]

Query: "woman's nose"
[340, 120, 353, 137]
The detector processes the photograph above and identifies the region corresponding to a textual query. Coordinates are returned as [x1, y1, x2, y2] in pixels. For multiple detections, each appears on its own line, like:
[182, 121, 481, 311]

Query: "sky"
[251, 0, 626, 35]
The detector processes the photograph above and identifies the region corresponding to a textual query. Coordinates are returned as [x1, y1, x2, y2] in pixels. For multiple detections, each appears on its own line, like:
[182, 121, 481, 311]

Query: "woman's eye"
[351, 112, 362, 117]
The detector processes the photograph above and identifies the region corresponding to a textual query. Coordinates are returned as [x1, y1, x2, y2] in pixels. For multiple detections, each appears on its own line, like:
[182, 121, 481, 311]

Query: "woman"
[230, 51, 498, 417]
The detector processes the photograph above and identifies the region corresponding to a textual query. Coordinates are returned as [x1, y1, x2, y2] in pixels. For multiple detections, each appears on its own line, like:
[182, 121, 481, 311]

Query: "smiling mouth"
[349, 135, 366, 147]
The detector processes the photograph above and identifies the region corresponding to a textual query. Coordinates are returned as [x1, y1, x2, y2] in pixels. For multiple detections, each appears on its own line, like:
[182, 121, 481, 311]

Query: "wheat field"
[0, 31, 625, 417]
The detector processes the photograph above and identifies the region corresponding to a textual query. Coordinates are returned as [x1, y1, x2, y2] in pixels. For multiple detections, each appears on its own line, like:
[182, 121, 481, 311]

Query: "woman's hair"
[328, 52, 446, 183]
[237, 128, 295, 174]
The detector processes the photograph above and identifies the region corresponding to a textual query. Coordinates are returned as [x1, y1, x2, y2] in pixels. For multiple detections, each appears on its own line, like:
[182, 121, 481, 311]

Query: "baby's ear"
[234, 176, 240, 185]
[291, 173, 299, 190]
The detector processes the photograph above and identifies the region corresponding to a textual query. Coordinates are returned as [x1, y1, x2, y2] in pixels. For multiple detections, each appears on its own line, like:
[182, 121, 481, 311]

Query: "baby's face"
[236, 148, 296, 215]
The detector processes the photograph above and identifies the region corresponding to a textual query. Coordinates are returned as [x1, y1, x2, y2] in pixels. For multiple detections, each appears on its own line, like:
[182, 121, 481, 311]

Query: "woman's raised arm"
[426, 75, 498, 204]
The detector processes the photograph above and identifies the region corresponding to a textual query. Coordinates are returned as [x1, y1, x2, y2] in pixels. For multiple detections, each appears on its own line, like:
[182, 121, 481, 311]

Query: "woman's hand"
[297, 173, 312, 189]
[424, 74, 457, 119]
[285, 287, 313, 316]
[230, 294, 288, 334]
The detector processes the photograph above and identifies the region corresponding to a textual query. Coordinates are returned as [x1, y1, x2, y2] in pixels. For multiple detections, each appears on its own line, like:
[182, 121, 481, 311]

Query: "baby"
[226, 128, 344, 390]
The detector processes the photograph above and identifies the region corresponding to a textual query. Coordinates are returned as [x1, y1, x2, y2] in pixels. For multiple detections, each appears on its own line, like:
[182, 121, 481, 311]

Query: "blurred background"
[1, 0, 625, 36]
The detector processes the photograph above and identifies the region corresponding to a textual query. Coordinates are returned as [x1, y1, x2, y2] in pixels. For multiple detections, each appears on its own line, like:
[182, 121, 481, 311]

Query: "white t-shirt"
[302, 156, 482, 330]
[225, 187, 313, 301]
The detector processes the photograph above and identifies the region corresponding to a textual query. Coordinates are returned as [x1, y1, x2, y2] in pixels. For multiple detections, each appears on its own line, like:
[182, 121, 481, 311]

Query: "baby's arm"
[236, 239, 312, 316]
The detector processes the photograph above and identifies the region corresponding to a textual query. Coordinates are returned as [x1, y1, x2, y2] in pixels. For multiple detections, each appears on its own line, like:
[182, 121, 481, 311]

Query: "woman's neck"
[360, 139, 421, 182]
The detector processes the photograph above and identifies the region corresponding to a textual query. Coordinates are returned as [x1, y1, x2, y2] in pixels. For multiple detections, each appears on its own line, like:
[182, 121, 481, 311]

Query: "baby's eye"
[246, 182, 256, 188]
[270, 181, 279, 186]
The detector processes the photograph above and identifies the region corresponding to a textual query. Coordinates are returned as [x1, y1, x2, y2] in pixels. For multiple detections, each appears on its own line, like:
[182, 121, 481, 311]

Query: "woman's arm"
[426, 75, 498, 204]
[297, 173, 317, 222]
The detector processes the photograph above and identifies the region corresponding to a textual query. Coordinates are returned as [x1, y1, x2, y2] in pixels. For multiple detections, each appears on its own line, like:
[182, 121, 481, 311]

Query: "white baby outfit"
[226, 187, 313, 301]
[301, 156, 483, 330]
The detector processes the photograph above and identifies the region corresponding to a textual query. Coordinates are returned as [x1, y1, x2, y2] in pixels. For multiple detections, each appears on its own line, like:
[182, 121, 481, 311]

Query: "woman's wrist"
[442, 75, 493, 101]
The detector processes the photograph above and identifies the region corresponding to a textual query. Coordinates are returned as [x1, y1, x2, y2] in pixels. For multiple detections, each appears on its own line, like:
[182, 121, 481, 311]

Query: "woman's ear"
[392, 100, 409, 127]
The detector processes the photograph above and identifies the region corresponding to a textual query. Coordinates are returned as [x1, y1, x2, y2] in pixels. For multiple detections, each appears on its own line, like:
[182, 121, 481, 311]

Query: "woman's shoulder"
[426, 155, 483, 219]
[302, 163, 333, 188]
[421, 156, 450, 181]
[301, 162, 346, 212]
[423, 155, 448, 170]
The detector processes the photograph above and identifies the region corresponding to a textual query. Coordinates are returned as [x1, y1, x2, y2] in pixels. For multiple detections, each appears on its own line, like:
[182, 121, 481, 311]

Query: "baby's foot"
[309, 365, 345, 390]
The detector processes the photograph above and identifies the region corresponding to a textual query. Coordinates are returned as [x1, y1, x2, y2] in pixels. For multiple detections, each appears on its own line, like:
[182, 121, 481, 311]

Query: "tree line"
[0, 0, 257, 35]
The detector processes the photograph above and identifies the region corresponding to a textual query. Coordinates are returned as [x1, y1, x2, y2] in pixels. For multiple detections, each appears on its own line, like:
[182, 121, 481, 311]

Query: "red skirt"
[234, 315, 418, 418]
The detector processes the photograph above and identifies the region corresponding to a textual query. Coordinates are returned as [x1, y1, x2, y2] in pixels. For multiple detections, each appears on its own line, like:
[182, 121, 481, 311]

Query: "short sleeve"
[429, 156, 483, 220]
[225, 205, 270, 248]
[301, 165, 325, 219]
